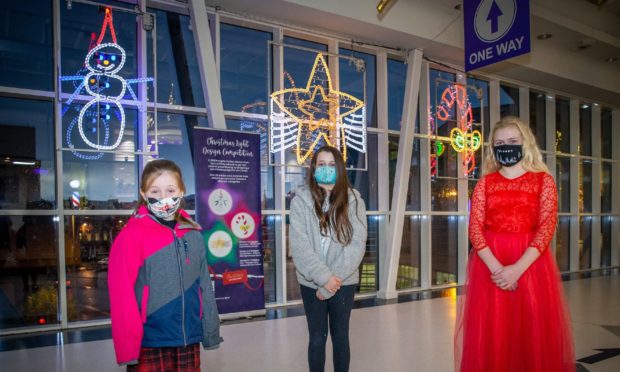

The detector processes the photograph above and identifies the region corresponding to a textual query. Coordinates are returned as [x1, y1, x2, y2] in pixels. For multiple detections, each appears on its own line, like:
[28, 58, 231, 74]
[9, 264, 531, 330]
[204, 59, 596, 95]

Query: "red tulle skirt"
[455, 232, 575, 372]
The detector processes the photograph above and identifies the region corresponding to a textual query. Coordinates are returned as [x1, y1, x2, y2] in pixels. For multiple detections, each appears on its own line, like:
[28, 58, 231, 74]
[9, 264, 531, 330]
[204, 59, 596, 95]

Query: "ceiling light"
[377, 0, 391, 13]
[537, 33, 552, 40]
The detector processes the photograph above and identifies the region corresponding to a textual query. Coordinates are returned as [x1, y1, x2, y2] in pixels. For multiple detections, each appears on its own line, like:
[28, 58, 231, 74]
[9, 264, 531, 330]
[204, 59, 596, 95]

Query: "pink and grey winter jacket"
[108, 206, 222, 365]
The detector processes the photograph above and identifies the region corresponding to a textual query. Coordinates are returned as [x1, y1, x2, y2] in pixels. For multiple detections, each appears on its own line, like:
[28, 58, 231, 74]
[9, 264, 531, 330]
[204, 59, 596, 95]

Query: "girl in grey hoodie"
[290, 146, 367, 372]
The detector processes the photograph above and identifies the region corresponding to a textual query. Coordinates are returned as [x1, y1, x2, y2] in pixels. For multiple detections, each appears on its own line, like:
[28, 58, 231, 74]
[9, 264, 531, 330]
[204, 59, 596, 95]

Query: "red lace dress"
[455, 171, 575, 372]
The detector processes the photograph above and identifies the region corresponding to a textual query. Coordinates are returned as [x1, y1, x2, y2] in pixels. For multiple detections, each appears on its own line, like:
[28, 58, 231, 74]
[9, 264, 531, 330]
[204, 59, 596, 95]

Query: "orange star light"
[270, 53, 365, 164]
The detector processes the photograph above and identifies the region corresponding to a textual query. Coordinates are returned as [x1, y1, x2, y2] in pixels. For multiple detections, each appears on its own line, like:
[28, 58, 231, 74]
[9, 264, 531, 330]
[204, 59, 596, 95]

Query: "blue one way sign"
[464, 0, 531, 71]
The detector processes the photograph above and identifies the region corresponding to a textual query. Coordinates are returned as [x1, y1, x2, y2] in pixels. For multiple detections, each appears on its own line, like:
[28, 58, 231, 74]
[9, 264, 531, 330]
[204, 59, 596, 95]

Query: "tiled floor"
[1, 271, 619, 372]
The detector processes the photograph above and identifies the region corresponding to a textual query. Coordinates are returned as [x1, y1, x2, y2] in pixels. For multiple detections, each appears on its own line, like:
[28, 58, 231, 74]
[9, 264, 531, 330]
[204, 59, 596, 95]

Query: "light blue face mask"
[314, 165, 337, 185]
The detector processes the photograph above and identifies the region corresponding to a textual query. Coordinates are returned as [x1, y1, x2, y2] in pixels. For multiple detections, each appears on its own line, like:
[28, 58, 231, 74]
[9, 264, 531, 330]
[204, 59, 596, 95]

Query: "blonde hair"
[483, 116, 549, 175]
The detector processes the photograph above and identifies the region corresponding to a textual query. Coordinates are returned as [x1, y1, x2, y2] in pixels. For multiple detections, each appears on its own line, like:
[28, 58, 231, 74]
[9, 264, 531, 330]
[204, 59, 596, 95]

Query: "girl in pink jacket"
[108, 159, 222, 371]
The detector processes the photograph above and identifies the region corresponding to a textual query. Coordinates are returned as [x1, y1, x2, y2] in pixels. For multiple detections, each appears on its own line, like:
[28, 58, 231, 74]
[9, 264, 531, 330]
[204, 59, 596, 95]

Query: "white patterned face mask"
[493, 144, 523, 167]
[146, 196, 181, 219]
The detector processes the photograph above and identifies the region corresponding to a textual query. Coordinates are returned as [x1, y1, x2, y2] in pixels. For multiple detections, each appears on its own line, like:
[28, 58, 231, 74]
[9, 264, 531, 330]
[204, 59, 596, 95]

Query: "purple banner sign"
[194, 128, 264, 314]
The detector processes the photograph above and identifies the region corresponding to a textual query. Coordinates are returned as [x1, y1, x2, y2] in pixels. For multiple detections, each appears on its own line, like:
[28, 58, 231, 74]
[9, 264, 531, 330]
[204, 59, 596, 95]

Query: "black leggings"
[300, 284, 356, 372]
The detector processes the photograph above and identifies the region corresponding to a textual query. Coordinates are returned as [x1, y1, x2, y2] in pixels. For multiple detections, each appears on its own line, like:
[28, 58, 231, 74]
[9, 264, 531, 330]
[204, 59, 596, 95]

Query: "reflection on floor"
[0, 270, 619, 372]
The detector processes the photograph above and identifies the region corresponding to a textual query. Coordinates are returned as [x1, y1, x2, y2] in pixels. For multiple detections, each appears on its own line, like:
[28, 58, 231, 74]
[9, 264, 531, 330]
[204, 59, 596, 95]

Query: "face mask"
[314, 166, 337, 185]
[146, 196, 181, 219]
[493, 144, 523, 167]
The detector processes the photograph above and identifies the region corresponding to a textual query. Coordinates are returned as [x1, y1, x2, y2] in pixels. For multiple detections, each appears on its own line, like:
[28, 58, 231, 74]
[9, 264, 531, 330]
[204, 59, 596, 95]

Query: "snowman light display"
[61, 8, 152, 158]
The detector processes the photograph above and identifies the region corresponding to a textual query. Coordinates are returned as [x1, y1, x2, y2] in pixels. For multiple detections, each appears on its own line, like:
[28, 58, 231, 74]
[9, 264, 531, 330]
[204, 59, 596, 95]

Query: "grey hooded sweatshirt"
[289, 186, 367, 300]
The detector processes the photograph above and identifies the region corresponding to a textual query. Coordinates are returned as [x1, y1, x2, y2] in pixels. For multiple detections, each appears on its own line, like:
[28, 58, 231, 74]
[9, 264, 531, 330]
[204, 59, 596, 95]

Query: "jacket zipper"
[172, 230, 187, 346]
[145, 214, 188, 346]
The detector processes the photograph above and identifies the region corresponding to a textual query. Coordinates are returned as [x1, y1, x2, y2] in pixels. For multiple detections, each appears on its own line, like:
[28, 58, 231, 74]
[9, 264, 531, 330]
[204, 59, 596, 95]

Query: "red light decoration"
[96, 8, 117, 45]
[432, 84, 482, 176]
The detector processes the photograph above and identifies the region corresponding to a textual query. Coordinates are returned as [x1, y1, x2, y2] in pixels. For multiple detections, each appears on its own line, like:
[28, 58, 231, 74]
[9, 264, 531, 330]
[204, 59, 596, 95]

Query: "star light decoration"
[269, 53, 367, 165]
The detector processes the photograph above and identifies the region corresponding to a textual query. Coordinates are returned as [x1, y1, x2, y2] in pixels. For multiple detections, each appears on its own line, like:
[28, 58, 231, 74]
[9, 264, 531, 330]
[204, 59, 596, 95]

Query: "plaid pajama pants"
[126, 343, 201, 372]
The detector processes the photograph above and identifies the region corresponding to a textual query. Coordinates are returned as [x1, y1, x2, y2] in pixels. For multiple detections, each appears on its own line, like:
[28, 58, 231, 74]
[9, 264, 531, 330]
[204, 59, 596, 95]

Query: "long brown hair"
[307, 146, 354, 245]
[138, 159, 198, 227]
[483, 116, 550, 175]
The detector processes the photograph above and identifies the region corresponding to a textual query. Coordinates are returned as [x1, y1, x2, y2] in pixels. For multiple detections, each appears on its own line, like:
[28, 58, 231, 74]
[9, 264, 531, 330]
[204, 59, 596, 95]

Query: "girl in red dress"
[455, 116, 575, 372]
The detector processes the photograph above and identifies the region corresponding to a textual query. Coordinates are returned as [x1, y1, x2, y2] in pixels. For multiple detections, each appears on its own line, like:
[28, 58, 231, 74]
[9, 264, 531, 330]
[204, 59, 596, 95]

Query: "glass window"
[397, 216, 421, 289]
[430, 69, 458, 211]
[431, 150, 458, 211]
[529, 91, 546, 150]
[555, 216, 570, 271]
[430, 69, 456, 137]
[467, 77, 490, 140]
[61, 3, 138, 92]
[601, 108, 612, 159]
[388, 58, 407, 131]
[0, 97, 56, 209]
[601, 162, 612, 213]
[579, 216, 591, 270]
[407, 139, 422, 210]
[555, 97, 570, 153]
[0, 215, 58, 329]
[261, 215, 277, 303]
[556, 156, 570, 213]
[579, 161, 592, 213]
[359, 216, 380, 294]
[226, 118, 274, 209]
[579, 103, 592, 156]
[601, 216, 612, 267]
[432, 216, 458, 285]
[339, 48, 377, 128]
[147, 10, 205, 107]
[64, 215, 128, 321]
[284, 216, 299, 301]
[146, 112, 209, 210]
[220, 23, 271, 112]
[63, 109, 139, 210]
[388, 135, 399, 207]
[500, 84, 519, 118]
[347, 134, 378, 210]
[283, 36, 327, 92]
[0, 0, 53, 91]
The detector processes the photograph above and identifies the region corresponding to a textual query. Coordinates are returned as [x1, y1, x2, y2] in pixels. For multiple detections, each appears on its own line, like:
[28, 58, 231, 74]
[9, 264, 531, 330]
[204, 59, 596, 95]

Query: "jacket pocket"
[199, 287, 203, 319]
[140, 285, 150, 324]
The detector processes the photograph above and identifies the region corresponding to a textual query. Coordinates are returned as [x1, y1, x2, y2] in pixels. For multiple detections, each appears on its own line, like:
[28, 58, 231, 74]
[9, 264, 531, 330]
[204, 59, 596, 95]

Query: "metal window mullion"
[419, 61, 432, 290]
[591, 105, 602, 268]
[0, 86, 55, 99]
[612, 109, 620, 267]
[272, 27, 287, 305]
[379, 49, 423, 299]
[569, 99, 580, 271]
[489, 79, 500, 133]
[137, 0, 149, 178]
[376, 51, 390, 288]
[455, 72, 468, 285]
[545, 94, 558, 255]
[519, 86, 529, 122]
[189, 0, 225, 129]
[53, 0, 68, 329]
[328, 40, 339, 91]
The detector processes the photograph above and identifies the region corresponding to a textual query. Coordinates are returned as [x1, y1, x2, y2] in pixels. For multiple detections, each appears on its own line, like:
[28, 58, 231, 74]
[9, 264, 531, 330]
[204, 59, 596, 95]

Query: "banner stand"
[193, 127, 266, 315]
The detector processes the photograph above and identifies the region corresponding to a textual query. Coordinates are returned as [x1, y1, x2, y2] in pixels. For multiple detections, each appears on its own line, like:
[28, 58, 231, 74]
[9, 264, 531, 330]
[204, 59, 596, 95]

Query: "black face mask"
[493, 144, 523, 167]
